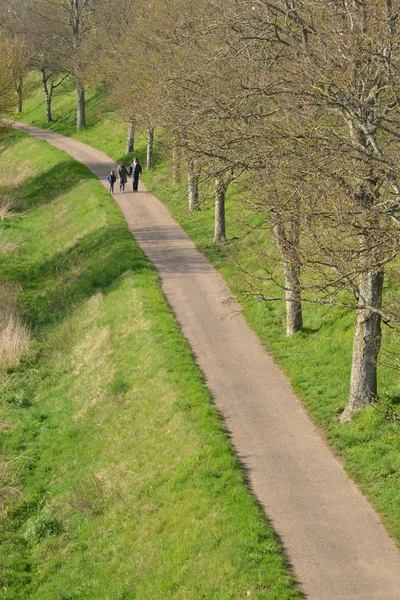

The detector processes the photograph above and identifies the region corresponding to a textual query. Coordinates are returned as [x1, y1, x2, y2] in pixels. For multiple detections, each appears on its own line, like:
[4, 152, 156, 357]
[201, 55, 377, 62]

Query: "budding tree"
[0, 31, 15, 118]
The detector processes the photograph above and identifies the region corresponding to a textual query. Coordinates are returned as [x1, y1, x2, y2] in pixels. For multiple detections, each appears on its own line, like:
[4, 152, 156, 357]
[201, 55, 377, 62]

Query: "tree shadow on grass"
[300, 326, 321, 335]
[0, 129, 24, 155]
[4, 160, 94, 212]
[4, 225, 155, 329]
[236, 458, 305, 596]
[200, 402, 305, 597]
[385, 395, 400, 407]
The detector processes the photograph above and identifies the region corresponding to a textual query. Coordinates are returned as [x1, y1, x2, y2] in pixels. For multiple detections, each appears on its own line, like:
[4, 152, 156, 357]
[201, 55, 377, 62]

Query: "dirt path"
[14, 122, 400, 599]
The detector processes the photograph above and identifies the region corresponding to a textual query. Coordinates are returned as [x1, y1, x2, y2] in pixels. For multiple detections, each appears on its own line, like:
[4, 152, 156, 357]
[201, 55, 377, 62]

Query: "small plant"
[108, 376, 130, 395]
[22, 507, 63, 541]
[108, 376, 131, 408]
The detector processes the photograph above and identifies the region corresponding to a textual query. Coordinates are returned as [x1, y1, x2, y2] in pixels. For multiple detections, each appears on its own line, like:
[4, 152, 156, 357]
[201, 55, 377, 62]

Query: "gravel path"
[14, 122, 400, 599]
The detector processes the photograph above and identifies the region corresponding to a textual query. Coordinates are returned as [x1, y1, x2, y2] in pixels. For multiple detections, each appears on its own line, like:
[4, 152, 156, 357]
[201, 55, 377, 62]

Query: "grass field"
[0, 131, 302, 599]
[17, 77, 400, 545]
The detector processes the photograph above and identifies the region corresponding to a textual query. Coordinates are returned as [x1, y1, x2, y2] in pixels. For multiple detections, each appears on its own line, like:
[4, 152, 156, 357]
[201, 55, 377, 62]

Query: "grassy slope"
[0, 131, 301, 600]
[18, 79, 400, 544]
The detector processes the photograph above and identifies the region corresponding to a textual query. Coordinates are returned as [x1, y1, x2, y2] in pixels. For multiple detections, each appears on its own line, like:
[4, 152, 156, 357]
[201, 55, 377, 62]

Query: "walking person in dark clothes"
[107, 169, 116, 194]
[129, 157, 142, 192]
[117, 161, 129, 192]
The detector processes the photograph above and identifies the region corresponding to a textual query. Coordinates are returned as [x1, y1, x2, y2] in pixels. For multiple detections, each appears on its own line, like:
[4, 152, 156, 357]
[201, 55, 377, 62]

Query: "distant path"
[14, 122, 400, 600]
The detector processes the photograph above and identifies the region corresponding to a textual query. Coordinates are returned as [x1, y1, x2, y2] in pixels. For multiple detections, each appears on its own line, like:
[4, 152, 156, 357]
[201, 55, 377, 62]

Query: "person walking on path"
[129, 157, 142, 192]
[118, 161, 129, 192]
[107, 170, 116, 194]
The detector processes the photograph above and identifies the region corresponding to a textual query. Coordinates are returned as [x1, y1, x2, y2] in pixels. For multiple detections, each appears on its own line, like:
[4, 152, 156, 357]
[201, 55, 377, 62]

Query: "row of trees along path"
[13, 122, 400, 600]
[4, 0, 400, 424]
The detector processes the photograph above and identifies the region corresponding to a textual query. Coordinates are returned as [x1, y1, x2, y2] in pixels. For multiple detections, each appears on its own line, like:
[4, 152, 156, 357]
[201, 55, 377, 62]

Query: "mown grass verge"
[0, 130, 302, 599]
[18, 78, 400, 545]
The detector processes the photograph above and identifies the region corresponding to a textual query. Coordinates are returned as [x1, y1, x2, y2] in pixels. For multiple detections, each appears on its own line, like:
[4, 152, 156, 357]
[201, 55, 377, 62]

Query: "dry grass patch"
[0, 312, 30, 369]
[0, 195, 21, 254]
[0, 195, 17, 220]
[70, 293, 115, 420]
[0, 459, 22, 516]
[0, 285, 30, 370]
[0, 233, 20, 255]
[68, 474, 107, 516]
[0, 159, 32, 190]
[66, 470, 123, 518]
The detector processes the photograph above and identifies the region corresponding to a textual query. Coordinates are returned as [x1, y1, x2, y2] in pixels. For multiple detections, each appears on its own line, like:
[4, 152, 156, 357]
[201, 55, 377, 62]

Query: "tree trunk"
[274, 221, 303, 335]
[214, 176, 227, 243]
[45, 95, 52, 123]
[15, 79, 23, 113]
[40, 70, 53, 123]
[341, 269, 384, 422]
[76, 81, 86, 130]
[172, 146, 181, 184]
[126, 120, 134, 154]
[283, 262, 303, 335]
[147, 126, 154, 170]
[187, 161, 199, 213]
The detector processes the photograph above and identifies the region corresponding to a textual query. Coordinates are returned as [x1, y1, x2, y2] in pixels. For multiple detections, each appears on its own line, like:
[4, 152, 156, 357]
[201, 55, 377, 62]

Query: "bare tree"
[60, 0, 96, 129]
[26, 0, 96, 129]
[40, 68, 70, 122]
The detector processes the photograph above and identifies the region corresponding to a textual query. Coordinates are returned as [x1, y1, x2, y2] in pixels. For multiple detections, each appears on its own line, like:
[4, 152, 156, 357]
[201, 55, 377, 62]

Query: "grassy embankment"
[18, 78, 400, 544]
[0, 131, 302, 599]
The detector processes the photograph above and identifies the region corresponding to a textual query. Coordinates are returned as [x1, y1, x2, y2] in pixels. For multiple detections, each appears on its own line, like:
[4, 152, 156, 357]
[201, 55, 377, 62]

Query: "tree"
[291, 0, 400, 419]
[9, 35, 29, 113]
[0, 0, 75, 124]
[26, 0, 96, 129]
[39, 68, 70, 122]
[92, 0, 162, 151]
[0, 6, 30, 114]
[0, 31, 16, 118]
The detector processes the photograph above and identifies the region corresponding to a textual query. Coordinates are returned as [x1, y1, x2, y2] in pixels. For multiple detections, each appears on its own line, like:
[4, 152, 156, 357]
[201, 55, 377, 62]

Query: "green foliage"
[0, 133, 301, 598]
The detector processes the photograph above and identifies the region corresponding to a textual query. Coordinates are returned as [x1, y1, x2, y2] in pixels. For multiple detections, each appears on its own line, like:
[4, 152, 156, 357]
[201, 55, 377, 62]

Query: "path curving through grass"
[13, 122, 400, 600]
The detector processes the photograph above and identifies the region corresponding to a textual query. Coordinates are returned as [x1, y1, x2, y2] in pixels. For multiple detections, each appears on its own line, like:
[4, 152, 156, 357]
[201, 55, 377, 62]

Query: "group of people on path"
[107, 157, 142, 194]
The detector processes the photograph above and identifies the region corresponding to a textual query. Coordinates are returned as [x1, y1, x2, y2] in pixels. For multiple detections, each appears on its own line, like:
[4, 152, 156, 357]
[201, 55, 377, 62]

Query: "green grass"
[0, 131, 302, 599]
[17, 76, 400, 545]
